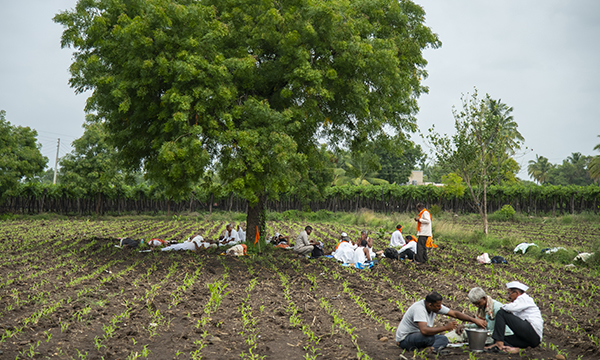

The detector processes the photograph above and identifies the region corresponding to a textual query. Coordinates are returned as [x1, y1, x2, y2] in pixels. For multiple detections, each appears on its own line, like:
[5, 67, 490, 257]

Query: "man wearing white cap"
[486, 281, 543, 353]
[332, 232, 355, 263]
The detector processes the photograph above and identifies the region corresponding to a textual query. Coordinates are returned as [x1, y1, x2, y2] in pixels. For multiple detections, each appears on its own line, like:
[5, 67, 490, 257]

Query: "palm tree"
[589, 136, 600, 182]
[528, 155, 553, 184]
[488, 99, 524, 155]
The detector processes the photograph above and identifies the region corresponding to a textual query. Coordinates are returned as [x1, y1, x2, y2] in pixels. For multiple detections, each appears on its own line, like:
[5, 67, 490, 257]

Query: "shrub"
[429, 204, 442, 217]
[282, 210, 300, 221]
[491, 205, 516, 221]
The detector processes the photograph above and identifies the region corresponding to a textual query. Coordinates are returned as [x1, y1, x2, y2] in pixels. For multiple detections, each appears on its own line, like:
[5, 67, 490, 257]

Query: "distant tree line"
[2, 182, 599, 216]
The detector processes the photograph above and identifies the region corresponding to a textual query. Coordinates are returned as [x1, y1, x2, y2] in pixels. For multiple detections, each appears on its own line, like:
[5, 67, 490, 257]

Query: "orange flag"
[254, 225, 260, 245]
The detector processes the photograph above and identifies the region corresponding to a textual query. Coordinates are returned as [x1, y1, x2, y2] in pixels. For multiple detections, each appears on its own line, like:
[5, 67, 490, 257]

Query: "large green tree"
[0, 110, 48, 201]
[372, 134, 424, 184]
[55, 0, 440, 242]
[546, 152, 593, 186]
[426, 90, 523, 234]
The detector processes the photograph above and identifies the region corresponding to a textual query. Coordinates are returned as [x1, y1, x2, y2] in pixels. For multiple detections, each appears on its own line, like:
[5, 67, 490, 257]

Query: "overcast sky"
[1, 0, 599, 179]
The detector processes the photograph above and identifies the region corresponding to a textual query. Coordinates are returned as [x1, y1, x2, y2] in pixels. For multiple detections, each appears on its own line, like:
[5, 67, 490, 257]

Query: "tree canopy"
[426, 90, 524, 234]
[54, 0, 440, 241]
[0, 110, 48, 201]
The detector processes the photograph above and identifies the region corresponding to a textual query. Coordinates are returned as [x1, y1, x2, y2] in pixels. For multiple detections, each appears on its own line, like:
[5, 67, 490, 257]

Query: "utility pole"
[53, 138, 60, 184]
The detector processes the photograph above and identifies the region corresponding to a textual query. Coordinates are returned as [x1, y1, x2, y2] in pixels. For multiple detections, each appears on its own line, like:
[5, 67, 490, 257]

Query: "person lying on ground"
[226, 244, 247, 256]
[274, 233, 291, 246]
[352, 239, 371, 264]
[161, 236, 205, 252]
[294, 226, 316, 256]
[485, 281, 543, 354]
[446, 287, 513, 344]
[237, 225, 246, 242]
[389, 225, 405, 247]
[218, 223, 240, 245]
[332, 233, 355, 263]
[147, 238, 167, 250]
[396, 291, 486, 355]
[118, 237, 140, 248]
[398, 235, 417, 260]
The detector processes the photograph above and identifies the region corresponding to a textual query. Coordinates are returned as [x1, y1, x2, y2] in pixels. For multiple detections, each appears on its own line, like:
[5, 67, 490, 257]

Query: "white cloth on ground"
[226, 244, 245, 256]
[514, 242, 538, 254]
[161, 242, 197, 251]
[501, 293, 543, 340]
[574, 252, 594, 262]
[389, 229, 405, 247]
[477, 253, 491, 264]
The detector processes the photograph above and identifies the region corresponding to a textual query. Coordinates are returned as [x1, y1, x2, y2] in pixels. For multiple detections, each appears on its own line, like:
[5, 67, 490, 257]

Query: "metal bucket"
[465, 328, 488, 352]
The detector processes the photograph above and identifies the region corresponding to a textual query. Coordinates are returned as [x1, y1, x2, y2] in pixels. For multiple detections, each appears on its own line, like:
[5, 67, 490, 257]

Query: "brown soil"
[0, 219, 598, 360]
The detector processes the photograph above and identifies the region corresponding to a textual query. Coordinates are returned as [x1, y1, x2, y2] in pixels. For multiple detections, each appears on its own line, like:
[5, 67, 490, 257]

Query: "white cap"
[506, 281, 529, 292]
[341, 232, 348, 237]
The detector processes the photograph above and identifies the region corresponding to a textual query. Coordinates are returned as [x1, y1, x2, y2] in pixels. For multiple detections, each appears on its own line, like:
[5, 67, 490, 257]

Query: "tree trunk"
[96, 192, 101, 216]
[246, 193, 267, 252]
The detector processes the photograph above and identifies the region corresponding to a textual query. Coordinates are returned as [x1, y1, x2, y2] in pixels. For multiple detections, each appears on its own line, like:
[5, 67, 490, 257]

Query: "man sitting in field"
[294, 226, 317, 256]
[237, 225, 246, 242]
[446, 287, 513, 344]
[485, 281, 543, 354]
[396, 292, 486, 355]
[398, 235, 417, 260]
[352, 239, 371, 265]
[219, 223, 240, 245]
[332, 232, 356, 263]
[389, 225, 405, 247]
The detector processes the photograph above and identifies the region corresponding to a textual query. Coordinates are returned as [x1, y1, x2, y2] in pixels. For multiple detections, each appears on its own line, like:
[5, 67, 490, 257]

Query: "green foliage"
[546, 152, 594, 186]
[491, 205, 516, 221]
[426, 90, 524, 233]
[0, 110, 48, 201]
[429, 204, 442, 217]
[528, 155, 554, 185]
[372, 134, 425, 184]
[54, 0, 440, 232]
[589, 136, 600, 182]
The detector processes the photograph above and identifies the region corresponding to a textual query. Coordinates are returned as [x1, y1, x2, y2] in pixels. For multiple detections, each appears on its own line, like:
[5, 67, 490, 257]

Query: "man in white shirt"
[486, 281, 543, 354]
[219, 223, 240, 245]
[398, 235, 417, 260]
[389, 225, 405, 247]
[414, 203, 432, 264]
[237, 225, 246, 242]
[396, 292, 486, 354]
[332, 232, 355, 263]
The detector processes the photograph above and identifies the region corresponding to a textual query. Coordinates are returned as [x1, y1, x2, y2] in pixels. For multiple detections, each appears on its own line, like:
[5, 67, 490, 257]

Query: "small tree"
[0, 110, 48, 202]
[427, 89, 523, 234]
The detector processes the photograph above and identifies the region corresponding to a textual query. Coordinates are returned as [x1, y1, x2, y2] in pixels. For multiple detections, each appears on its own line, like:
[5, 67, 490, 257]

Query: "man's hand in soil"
[455, 324, 465, 335]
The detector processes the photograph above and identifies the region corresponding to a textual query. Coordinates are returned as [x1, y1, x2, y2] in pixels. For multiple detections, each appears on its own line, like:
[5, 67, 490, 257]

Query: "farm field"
[0, 218, 599, 360]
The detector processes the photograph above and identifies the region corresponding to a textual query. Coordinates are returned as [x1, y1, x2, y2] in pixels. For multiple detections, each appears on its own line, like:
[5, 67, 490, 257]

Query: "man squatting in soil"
[395, 292, 486, 355]
[294, 225, 318, 256]
[485, 281, 543, 354]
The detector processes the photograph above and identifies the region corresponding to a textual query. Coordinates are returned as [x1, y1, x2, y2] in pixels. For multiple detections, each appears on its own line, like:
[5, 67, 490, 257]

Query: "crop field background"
[0, 217, 599, 360]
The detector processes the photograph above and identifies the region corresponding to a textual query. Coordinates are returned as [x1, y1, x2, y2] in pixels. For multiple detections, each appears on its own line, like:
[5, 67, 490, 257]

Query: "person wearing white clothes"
[486, 281, 543, 354]
[161, 236, 205, 252]
[237, 225, 246, 242]
[398, 236, 417, 260]
[414, 203, 432, 264]
[389, 225, 405, 247]
[332, 233, 355, 263]
[352, 240, 371, 264]
[219, 224, 240, 245]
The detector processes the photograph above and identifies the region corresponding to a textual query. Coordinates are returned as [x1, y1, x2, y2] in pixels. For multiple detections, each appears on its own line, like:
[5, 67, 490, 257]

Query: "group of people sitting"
[396, 281, 543, 355]
[330, 230, 379, 264]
